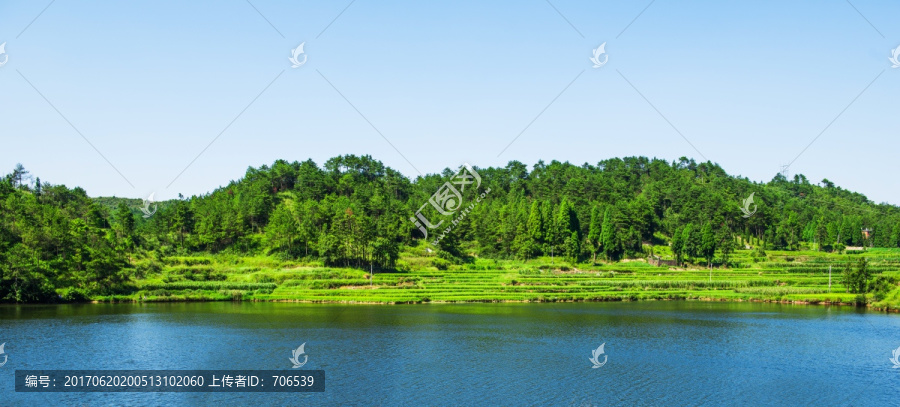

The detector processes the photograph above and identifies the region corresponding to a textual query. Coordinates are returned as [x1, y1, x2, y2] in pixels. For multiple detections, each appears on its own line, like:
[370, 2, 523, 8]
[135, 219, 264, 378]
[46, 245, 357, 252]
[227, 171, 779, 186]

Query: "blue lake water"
[1, 301, 899, 406]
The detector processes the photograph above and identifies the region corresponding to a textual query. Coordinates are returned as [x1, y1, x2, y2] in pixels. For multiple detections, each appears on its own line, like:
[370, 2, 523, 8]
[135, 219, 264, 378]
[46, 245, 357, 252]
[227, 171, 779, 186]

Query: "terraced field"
[111, 247, 900, 310]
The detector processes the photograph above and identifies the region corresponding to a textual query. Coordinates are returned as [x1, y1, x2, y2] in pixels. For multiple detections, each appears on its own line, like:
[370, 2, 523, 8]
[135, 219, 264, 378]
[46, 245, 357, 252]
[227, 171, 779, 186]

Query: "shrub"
[134, 260, 163, 278]
[165, 257, 212, 266]
[841, 258, 871, 293]
[752, 248, 767, 258]
[59, 288, 90, 302]
[308, 280, 369, 289]
[182, 270, 227, 282]
[397, 276, 422, 285]
[433, 258, 451, 270]
[870, 275, 898, 301]
[734, 287, 828, 295]
[139, 282, 276, 290]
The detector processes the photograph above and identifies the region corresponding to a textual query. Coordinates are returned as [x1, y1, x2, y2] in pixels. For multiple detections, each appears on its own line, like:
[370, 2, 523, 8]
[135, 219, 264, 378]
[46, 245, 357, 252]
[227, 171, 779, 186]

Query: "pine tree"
[815, 219, 828, 251]
[587, 205, 602, 263]
[114, 202, 136, 249]
[556, 198, 573, 249]
[681, 223, 696, 262]
[565, 231, 580, 263]
[672, 226, 684, 266]
[527, 201, 544, 254]
[173, 200, 195, 250]
[700, 222, 716, 268]
[627, 226, 640, 255]
[541, 201, 555, 256]
[264, 204, 299, 253]
[512, 200, 532, 259]
[600, 208, 620, 260]
[11, 163, 28, 188]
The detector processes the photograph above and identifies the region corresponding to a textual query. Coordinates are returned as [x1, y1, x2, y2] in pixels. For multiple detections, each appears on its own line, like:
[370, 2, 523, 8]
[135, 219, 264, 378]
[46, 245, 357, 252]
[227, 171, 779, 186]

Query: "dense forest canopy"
[2, 156, 899, 302]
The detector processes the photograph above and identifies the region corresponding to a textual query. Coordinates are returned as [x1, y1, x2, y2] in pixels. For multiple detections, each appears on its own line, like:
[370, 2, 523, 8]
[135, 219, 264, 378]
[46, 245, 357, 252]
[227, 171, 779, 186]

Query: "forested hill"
[1, 156, 898, 302]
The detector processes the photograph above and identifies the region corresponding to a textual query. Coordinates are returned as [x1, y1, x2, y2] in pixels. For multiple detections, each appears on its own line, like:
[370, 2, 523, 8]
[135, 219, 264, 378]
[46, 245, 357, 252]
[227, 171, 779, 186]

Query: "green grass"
[107, 249, 900, 309]
[137, 282, 277, 290]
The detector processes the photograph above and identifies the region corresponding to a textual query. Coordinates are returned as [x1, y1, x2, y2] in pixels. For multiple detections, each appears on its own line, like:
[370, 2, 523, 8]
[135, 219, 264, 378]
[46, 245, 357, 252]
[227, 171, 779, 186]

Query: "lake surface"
[1, 301, 899, 406]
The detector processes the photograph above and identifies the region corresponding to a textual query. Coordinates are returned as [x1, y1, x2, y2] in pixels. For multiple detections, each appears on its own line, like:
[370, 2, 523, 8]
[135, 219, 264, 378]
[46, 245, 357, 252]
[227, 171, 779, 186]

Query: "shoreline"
[40, 296, 891, 313]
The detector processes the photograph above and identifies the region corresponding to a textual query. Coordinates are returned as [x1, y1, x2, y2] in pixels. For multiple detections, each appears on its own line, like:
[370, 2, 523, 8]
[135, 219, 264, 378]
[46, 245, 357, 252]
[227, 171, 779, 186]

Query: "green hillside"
[2, 156, 900, 308]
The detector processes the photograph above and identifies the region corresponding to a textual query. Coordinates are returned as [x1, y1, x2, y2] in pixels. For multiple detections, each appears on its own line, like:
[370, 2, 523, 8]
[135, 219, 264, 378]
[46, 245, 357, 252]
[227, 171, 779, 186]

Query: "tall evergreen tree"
[681, 223, 697, 262]
[565, 231, 580, 263]
[527, 200, 544, 252]
[600, 208, 622, 260]
[115, 202, 136, 240]
[265, 203, 299, 254]
[700, 222, 716, 268]
[587, 205, 603, 263]
[672, 226, 684, 266]
[541, 201, 555, 257]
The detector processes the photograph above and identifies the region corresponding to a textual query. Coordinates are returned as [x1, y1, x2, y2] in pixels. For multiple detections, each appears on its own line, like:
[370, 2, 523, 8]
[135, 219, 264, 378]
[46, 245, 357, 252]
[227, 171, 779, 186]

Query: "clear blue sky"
[1, 0, 899, 203]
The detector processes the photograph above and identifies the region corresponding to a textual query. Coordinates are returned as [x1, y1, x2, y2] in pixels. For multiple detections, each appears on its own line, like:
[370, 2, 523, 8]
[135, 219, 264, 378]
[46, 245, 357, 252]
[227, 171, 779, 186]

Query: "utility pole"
[828, 265, 832, 292]
[370, 264, 374, 287]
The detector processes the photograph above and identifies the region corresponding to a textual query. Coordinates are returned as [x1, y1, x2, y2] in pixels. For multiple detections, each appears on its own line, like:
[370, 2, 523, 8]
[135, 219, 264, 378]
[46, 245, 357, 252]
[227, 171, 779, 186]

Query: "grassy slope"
[100, 247, 900, 311]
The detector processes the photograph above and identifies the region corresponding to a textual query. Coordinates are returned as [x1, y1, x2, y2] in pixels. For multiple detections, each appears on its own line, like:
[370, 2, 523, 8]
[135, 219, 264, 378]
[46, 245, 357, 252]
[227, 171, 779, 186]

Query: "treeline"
[0, 165, 128, 302]
[3, 156, 900, 302]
